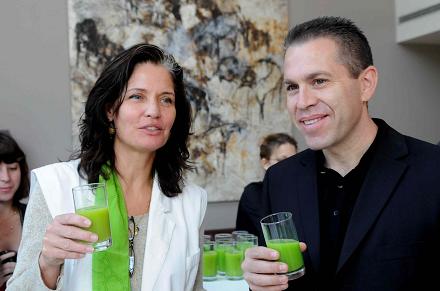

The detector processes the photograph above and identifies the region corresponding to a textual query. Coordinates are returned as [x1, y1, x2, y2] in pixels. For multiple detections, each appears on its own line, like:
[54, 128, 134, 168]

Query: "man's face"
[284, 37, 370, 151]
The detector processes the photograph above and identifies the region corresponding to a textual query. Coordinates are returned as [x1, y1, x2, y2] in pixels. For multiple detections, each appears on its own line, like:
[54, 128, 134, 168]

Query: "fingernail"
[279, 276, 288, 284]
[86, 247, 94, 253]
[271, 251, 278, 259]
[84, 219, 91, 226]
[279, 264, 288, 272]
[91, 234, 98, 242]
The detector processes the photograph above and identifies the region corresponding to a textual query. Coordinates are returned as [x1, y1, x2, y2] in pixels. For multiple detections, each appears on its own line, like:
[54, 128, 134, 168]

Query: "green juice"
[203, 250, 218, 278]
[76, 206, 111, 242]
[267, 239, 304, 273]
[215, 245, 228, 273]
[237, 241, 253, 253]
[224, 251, 243, 278]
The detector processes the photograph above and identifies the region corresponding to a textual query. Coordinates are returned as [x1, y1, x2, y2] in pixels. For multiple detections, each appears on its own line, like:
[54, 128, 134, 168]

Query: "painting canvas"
[68, 0, 291, 201]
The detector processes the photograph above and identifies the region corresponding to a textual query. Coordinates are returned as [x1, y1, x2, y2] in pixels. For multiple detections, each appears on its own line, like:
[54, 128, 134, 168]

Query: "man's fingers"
[244, 272, 289, 289]
[246, 246, 280, 261]
[299, 242, 307, 252]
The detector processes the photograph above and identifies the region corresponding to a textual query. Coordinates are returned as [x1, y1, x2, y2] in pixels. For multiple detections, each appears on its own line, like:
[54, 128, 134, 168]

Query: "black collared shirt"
[317, 124, 384, 283]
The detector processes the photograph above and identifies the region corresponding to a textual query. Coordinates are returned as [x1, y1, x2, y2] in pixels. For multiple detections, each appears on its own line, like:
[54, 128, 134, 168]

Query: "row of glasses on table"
[203, 230, 257, 281]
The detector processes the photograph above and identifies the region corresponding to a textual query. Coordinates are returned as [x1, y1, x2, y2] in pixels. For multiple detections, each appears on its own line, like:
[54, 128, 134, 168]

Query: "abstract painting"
[68, 0, 291, 201]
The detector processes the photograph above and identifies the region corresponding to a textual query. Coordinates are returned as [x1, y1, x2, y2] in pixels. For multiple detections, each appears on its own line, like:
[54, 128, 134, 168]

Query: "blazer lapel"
[337, 123, 408, 272]
[141, 177, 175, 291]
[297, 151, 321, 273]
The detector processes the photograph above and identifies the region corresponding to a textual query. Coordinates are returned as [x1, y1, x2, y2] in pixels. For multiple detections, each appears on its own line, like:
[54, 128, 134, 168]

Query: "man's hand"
[242, 243, 307, 291]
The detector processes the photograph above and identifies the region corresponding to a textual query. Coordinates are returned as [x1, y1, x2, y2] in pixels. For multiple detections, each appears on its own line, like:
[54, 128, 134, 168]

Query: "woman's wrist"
[38, 253, 61, 290]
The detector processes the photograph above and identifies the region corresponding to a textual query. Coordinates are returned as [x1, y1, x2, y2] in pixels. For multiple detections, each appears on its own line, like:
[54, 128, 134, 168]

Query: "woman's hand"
[0, 251, 16, 286]
[38, 213, 97, 288]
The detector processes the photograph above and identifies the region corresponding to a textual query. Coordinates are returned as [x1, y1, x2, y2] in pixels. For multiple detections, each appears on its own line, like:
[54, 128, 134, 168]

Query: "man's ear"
[359, 65, 378, 102]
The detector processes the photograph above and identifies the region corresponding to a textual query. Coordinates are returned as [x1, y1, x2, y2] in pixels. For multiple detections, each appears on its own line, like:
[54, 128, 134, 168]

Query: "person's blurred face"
[284, 37, 375, 151]
[261, 143, 297, 170]
[0, 162, 21, 202]
[108, 62, 176, 156]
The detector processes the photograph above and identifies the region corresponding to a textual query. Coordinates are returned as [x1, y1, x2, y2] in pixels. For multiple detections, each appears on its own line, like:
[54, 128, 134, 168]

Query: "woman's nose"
[144, 98, 160, 118]
[0, 165, 11, 182]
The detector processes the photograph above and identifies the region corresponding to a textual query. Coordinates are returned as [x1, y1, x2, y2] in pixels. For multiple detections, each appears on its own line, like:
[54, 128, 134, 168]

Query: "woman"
[0, 133, 29, 291]
[7, 44, 207, 291]
[235, 133, 297, 240]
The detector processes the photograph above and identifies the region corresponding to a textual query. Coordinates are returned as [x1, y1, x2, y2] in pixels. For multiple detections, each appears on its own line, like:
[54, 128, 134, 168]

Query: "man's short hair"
[284, 16, 373, 78]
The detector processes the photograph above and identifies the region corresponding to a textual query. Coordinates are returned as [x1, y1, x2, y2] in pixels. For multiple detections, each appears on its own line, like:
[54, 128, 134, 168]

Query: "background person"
[235, 133, 297, 241]
[7, 44, 207, 291]
[242, 16, 440, 291]
[0, 133, 29, 291]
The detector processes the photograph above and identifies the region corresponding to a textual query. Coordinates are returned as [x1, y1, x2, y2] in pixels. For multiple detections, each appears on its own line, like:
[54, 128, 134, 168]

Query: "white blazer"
[32, 160, 207, 291]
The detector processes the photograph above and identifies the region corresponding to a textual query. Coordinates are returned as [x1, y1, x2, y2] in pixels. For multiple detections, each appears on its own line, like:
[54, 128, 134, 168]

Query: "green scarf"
[92, 169, 130, 290]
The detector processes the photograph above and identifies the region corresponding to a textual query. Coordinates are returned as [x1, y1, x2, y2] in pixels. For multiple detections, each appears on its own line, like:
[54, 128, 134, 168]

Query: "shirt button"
[320, 171, 326, 174]
[337, 185, 343, 189]
[333, 210, 339, 216]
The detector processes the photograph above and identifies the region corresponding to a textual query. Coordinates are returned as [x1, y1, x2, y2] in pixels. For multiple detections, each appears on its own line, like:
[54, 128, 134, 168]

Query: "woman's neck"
[0, 201, 15, 219]
[114, 148, 155, 215]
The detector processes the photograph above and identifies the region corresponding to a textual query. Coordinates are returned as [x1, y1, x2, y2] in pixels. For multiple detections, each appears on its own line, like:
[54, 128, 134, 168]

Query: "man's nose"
[296, 87, 318, 109]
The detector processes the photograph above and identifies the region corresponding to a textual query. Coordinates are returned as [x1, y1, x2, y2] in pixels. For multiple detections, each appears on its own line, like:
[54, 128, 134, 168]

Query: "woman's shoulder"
[33, 159, 79, 173]
[180, 182, 207, 204]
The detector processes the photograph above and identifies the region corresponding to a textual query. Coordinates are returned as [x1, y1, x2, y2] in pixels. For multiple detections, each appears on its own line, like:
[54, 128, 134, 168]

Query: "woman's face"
[108, 62, 177, 155]
[0, 162, 21, 202]
[261, 143, 297, 170]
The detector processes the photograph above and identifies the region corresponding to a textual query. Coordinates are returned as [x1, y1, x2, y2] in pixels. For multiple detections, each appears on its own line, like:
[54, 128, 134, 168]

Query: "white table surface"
[203, 277, 249, 291]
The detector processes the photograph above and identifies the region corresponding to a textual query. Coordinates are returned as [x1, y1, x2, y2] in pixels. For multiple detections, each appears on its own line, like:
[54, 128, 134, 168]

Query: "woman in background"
[0, 133, 29, 291]
[7, 44, 206, 291]
[235, 133, 297, 241]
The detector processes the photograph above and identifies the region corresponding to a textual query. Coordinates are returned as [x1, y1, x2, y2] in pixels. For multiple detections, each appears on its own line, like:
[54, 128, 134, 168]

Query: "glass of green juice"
[72, 183, 112, 252]
[203, 241, 218, 281]
[224, 242, 244, 280]
[214, 234, 232, 276]
[260, 212, 305, 280]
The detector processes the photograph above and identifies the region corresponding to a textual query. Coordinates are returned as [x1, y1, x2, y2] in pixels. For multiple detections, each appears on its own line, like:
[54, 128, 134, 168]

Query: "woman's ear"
[260, 158, 270, 171]
[106, 104, 114, 122]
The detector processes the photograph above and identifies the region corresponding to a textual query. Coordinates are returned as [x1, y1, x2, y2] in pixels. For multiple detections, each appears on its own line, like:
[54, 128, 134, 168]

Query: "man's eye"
[285, 83, 298, 92]
[313, 79, 327, 86]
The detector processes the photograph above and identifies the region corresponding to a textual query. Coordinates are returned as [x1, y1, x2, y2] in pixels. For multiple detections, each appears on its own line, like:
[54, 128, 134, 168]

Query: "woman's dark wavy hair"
[0, 132, 30, 206]
[74, 43, 192, 197]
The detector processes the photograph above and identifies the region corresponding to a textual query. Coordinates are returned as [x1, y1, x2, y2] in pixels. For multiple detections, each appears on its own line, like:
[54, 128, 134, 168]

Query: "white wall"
[0, 0, 72, 170]
[288, 0, 440, 152]
[1, 0, 439, 231]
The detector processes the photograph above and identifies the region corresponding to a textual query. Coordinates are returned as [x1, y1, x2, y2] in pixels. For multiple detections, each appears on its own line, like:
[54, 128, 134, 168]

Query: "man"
[242, 16, 440, 291]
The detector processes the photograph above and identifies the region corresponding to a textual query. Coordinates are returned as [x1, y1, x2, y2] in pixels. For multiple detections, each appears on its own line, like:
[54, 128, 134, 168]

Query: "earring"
[108, 122, 116, 135]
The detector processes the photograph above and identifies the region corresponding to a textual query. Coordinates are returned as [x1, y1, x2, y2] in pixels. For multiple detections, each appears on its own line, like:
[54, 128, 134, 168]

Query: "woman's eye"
[161, 96, 175, 105]
[129, 94, 142, 100]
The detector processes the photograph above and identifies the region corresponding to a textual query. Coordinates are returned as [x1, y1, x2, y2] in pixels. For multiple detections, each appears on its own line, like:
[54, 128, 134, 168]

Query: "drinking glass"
[72, 183, 112, 252]
[231, 230, 248, 240]
[224, 242, 243, 280]
[260, 212, 305, 280]
[236, 234, 258, 254]
[203, 241, 217, 281]
[214, 237, 232, 276]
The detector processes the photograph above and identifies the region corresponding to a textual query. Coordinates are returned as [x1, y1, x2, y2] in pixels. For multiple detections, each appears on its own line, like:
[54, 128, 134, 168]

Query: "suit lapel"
[141, 177, 175, 291]
[337, 123, 408, 272]
[296, 151, 321, 273]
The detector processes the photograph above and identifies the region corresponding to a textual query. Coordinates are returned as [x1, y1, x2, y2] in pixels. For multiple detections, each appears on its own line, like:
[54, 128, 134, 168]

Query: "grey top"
[7, 180, 204, 291]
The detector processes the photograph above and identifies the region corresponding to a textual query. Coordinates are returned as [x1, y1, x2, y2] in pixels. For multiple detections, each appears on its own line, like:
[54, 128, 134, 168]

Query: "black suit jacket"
[259, 119, 440, 290]
[236, 182, 265, 244]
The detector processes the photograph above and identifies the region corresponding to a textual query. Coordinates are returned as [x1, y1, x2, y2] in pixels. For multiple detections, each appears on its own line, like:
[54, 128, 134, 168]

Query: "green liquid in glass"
[224, 251, 243, 277]
[215, 245, 229, 272]
[267, 239, 304, 273]
[77, 206, 111, 242]
[203, 250, 218, 277]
